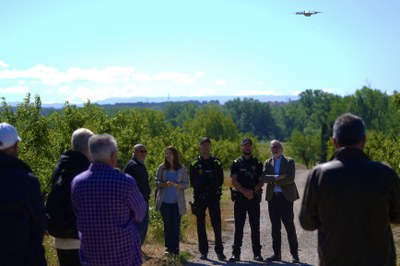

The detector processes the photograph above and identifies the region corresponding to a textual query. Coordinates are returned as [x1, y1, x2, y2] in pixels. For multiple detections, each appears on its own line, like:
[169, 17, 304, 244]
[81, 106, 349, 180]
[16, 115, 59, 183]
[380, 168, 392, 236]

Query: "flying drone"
[295, 10, 321, 17]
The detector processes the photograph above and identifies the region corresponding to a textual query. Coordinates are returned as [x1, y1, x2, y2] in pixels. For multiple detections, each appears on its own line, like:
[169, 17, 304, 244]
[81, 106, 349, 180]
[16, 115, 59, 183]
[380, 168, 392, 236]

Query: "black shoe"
[292, 256, 300, 263]
[217, 253, 226, 261]
[266, 254, 281, 261]
[254, 255, 264, 261]
[200, 253, 207, 260]
[229, 255, 240, 262]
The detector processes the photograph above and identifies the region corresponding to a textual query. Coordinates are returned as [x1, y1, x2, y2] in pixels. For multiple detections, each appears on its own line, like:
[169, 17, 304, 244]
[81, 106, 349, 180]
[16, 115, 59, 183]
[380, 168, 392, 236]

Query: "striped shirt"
[71, 162, 146, 266]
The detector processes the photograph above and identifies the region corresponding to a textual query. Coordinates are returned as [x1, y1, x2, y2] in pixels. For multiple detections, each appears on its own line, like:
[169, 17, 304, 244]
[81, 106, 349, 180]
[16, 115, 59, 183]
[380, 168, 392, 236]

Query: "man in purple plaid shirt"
[72, 134, 146, 266]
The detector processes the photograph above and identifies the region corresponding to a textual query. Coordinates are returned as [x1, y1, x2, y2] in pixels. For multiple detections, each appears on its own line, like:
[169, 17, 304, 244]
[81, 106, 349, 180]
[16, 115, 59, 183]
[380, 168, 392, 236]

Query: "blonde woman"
[155, 146, 188, 255]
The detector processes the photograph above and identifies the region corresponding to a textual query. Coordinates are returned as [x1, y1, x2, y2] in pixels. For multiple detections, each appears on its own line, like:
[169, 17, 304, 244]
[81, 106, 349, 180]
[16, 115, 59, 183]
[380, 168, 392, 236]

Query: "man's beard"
[243, 150, 252, 156]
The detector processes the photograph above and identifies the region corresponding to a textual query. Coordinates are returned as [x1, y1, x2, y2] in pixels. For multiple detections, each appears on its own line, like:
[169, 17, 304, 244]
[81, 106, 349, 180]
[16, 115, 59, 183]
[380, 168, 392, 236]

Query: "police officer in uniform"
[190, 137, 226, 261]
[229, 138, 264, 262]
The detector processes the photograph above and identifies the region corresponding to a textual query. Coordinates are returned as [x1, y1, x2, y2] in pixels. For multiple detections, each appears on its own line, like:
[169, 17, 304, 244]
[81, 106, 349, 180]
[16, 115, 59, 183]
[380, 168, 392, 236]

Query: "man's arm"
[29, 174, 47, 236]
[189, 159, 200, 189]
[388, 167, 400, 224]
[216, 158, 224, 188]
[128, 177, 146, 223]
[231, 174, 254, 200]
[260, 159, 275, 184]
[254, 160, 264, 191]
[275, 157, 296, 186]
[299, 170, 320, 231]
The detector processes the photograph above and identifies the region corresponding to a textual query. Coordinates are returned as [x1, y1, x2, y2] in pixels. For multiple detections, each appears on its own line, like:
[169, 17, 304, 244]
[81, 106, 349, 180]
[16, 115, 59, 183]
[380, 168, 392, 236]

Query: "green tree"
[185, 104, 239, 141]
[164, 102, 199, 127]
[348, 87, 399, 133]
[363, 131, 400, 173]
[224, 98, 278, 140]
[272, 101, 306, 140]
[286, 129, 320, 168]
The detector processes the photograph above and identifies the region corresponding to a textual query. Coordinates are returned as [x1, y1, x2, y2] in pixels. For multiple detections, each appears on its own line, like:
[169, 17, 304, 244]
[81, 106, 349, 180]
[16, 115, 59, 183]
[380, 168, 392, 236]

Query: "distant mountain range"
[10, 95, 300, 109]
[96, 95, 299, 105]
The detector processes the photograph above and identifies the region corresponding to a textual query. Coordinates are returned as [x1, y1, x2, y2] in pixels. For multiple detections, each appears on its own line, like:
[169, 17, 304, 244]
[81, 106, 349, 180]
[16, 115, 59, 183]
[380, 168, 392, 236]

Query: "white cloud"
[216, 79, 226, 86]
[61, 84, 150, 103]
[0, 64, 217, 103]
[256, 81, 264, 85]
[195, 72, 205, 78]
[0, 65, 202, 86]
[0, 61, 9, 68]
[0, 85, 29, 94]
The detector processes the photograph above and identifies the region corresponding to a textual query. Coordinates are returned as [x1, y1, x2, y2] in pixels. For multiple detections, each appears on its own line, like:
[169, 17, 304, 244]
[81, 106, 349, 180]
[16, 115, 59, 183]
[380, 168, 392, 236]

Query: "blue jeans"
[160, 202, 181, 254]
[137, 202, 149, 245]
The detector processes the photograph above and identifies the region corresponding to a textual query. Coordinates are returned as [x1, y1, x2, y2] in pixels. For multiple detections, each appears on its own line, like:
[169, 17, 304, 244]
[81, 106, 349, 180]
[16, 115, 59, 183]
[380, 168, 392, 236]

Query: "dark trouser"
[160, 202, 181, 254]
[195, 196, 224, 255]
[232, 196, 261, 257]
[56, 249, 81, 266]
[137, 202, 149, 245]
[268, 193, 298, 257]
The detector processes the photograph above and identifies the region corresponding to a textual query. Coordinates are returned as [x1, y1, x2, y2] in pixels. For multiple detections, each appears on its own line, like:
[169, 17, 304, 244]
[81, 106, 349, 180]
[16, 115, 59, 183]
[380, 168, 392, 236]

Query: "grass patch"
[43, 235, 58, 266]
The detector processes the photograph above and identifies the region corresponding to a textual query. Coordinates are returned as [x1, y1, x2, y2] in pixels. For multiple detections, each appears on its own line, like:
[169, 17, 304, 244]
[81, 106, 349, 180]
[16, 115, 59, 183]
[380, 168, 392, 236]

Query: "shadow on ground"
[184, 258, 314, 266]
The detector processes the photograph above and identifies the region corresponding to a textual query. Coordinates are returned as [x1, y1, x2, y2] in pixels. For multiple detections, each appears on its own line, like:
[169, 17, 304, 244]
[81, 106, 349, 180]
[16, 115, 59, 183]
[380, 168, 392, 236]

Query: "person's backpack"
[45, 169, 79, 238]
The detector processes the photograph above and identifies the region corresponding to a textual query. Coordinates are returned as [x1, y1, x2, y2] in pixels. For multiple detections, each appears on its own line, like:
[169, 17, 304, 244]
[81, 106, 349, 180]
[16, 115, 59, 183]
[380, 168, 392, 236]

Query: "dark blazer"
[300, 147, 400, 266]
[262, 155, 299, 202]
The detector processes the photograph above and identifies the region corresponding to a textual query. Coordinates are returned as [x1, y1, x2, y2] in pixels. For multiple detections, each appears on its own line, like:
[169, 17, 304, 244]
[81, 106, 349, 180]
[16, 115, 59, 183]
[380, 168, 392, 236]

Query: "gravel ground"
[185, 166, 319, 266]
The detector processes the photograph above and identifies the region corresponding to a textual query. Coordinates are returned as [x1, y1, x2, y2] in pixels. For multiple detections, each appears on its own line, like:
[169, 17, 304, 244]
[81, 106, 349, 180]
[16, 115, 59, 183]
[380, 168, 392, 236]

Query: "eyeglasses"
[138, 150, 147, 153]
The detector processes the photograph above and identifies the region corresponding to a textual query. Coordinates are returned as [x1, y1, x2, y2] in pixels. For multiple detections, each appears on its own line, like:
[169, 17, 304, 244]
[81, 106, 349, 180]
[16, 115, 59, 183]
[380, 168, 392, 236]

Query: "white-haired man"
[72, 134, 146, 266]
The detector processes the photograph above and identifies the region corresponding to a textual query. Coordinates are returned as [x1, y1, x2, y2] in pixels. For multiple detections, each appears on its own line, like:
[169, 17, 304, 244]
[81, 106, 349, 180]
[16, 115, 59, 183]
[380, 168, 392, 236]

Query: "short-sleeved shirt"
[71, 162, 146, 266]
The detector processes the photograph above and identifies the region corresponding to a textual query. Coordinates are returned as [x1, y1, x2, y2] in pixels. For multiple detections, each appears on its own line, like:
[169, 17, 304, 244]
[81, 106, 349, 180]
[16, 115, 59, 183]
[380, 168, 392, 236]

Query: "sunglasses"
[138, 150, 147, 153]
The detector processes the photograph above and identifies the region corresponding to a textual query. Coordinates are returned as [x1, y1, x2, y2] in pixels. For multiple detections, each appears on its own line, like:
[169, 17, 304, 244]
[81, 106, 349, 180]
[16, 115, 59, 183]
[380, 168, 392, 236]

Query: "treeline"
[1, 86, 400, 194]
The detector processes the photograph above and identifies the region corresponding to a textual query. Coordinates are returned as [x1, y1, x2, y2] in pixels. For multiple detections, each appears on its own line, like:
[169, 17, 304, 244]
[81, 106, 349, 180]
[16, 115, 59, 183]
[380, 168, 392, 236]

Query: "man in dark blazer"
[261, 139, 300, 263]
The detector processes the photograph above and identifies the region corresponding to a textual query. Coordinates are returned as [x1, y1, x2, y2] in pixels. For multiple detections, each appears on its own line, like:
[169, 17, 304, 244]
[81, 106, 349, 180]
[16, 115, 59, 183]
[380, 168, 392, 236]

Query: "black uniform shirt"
[230, 156, 262, 189]
[190, 156, 223, 195]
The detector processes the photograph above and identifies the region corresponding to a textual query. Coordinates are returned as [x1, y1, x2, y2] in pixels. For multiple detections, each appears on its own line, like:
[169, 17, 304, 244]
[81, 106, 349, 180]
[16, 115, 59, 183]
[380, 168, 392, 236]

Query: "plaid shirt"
[71, 162, 146, 266]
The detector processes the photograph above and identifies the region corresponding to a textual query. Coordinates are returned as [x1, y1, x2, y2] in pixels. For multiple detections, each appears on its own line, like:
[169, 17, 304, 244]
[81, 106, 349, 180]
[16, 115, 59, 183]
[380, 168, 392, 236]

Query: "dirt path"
[185, 165, 319, 266]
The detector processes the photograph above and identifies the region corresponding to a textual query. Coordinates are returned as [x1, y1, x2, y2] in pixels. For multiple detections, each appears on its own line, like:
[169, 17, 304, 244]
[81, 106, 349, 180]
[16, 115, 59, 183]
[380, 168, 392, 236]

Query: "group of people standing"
[1, 112, 400, 266]
[152, 135, 301, 263]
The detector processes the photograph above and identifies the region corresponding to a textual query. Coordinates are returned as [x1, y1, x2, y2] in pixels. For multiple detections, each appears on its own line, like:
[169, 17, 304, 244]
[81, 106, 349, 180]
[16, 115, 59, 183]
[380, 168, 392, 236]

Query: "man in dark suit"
[300, 113, 400, 266]
[261, 139, 300, 263]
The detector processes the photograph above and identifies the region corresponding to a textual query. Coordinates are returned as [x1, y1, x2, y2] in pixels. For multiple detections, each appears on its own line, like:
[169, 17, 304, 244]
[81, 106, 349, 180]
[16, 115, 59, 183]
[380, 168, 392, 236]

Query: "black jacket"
[46, 150, 90, 238]
[0, 153, 47, 266]
[300, 147, 400, 266]
[190, 156, 224, 198]
[124, 157, 150, 202]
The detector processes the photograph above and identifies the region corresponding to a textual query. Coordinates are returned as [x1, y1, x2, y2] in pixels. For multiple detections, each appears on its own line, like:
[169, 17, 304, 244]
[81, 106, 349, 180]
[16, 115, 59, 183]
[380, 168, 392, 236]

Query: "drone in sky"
[295, 10, 322, 17]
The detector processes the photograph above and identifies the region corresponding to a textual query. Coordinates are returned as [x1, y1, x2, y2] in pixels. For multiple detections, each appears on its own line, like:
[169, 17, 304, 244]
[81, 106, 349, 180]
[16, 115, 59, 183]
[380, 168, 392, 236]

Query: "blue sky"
[1, 0, 399, 104]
